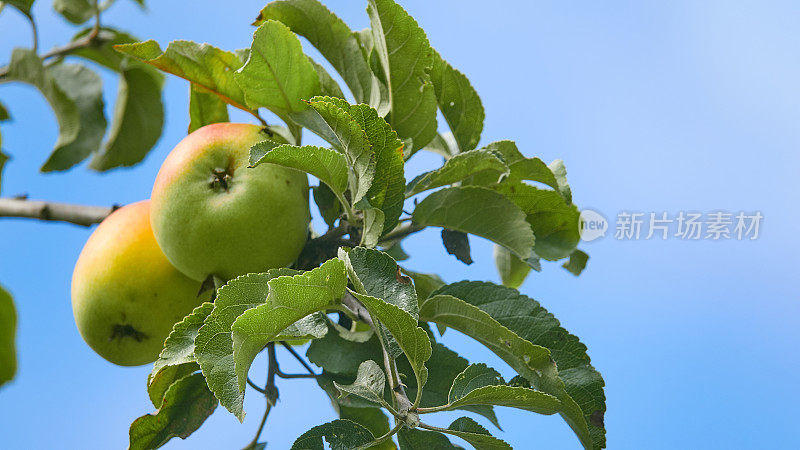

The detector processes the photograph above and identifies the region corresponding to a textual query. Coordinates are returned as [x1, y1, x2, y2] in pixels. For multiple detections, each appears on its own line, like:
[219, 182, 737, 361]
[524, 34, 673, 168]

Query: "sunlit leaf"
[291, 419, 375, 450]
[188, 83, 229, 133]
[493, 245, 531, 289]
[430, 50, 484, 152]
[250, 144, 348, 196]
[443, 417, 511, 450]
[405, 148, 507, 197]
[333, 360, 388, 407]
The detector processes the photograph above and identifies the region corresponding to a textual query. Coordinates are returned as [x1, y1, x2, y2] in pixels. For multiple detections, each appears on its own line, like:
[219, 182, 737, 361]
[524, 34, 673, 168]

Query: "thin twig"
[279, 341, 317, 376]
[244, 343, 279, 449]
[247, 378, 266, 394]
[0, 198, 115, 226]
[378, 223, 425, 245]
[355, 422, 404, 450]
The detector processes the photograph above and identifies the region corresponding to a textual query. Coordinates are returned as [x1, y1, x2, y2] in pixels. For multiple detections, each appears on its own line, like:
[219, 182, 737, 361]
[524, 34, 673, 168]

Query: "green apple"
[150, 123, 310, 281]
[71, 200, 207, 366]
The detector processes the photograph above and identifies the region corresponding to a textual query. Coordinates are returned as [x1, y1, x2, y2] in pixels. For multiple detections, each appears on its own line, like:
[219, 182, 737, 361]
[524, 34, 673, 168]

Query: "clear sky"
[1, 1, 798, 448]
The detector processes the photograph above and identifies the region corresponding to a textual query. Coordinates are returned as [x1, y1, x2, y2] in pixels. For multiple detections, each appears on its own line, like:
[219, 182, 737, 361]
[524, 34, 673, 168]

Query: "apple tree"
[0, 0, 605, 448]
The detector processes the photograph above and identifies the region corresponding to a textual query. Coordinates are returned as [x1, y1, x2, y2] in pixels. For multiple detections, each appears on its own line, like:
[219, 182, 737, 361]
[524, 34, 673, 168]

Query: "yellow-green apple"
[150, 123, 310, 281]
[71, 200, 207, 366]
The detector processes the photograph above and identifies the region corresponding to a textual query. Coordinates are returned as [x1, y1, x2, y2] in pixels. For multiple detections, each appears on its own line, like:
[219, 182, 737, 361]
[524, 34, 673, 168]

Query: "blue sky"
[1, 0, 798, 448]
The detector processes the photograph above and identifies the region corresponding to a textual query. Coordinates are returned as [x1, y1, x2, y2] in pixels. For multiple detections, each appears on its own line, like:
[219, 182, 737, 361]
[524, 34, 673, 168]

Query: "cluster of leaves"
[115, 0, 605, 449]
[0, 0, 164, 172]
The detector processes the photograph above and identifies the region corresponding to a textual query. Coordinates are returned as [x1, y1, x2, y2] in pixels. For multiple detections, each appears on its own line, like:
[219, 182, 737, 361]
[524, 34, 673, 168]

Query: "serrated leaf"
[444, 417, 511, 450]
[232, 259, 347, 395]
[250, 144, 348, 196]
[309, 58, 346, 99]
[129, 373, 217, 450]
[495, 181, 580, 261]
[255, 0, 386, 111]
[338, 406, 395, 450]
[406, 149, 507, 197]
[562, 249, 589, 276]
[367, 0, 438, 150]
[431, 281, 604, 449]
[349, 290, 431, 402]
[448, 385, 560, 415]
[317, 372, 384, 409]
[115, 40, 252, 113]
[148, 302, 213, 407]
[195, 269, 296, 419]
[441, 229, 473, 265]
[235, 20, 319, 115]
[333, 360, 388, 407]
[291, 419, 375, 450]
[397, 428, 456, 449]
[298, 98, 376, 204]
[474, 141, 572, 202]
[430, 50, 484, 152]
[317, 97, 405, 234]
[340, 247, 417, 318]
[493, 245, 531, 289]
[0, 283, 16, 387]
[400, 343, 500, 429]
[188, 83, 228, 133]
[412, 185, 534, 261]
[449, 364, 504, 403]
[53, 0, 96, 25]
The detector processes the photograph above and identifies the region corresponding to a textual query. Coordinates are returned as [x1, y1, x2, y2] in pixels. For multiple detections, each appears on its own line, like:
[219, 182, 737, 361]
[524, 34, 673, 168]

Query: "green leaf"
[53, 0, 96, 24]
[405, 149, 507, 197]
[3, 0, 34, 16]
[309, 58, 346, 99]
[188, 83, 229, 133]
[448, 385, 560, 415]
[421, 133, 458, 160]
[90, 65, 164, 171]
[250, 144, 348, 197]
[399, 268, 444, 305]
[361, 207, 385, 248]
[6, 51, 108, 172]
[562, 249, 589, 276]
[430, 281, 604, 449]
[68, 28, 139, 71]
[0, 101, 10, 121]
[195, 269, 296, 419]
[449, 363, 504, 402]
[430, 50, 484, 152]
[129, 373, 218, 450]
[367, 0, 438, 150]
[0, 150, 8, 195]
[349, 290, 432, 402]
[493, 245, 532, 289]
[474, 141, 572, 202]
[299, 98, 376, 204]
[0, 284, 16, 387]
[441, 229, 473, 265]
[148, 302, 213, 407]
[338, 406, 394, 450]
[398, 428, 456, 449]
[43, 63, 107, 171]
[291, 419, 375, 450]
[235, 20, 319, 115]
[115, 40, 252, 113]
[341, 247, 417, 318]
[401, 343, 500, 429]
[307, 321, 382, 377]
[444, 417, 511, 450]
[147, 363, 199, 411]
[495, 181, 580, 261]
[255, 0, 386, 110]
[333, 360, 389, 407]
[232, 259, 347, 394]
[313, 183, 342, 228]
[318, 97, 405, 235]
[412, 186, 535, 261]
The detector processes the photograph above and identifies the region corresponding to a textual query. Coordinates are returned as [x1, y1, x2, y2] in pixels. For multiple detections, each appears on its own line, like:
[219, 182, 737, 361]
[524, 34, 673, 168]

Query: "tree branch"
[378, 223, 425, 245]
[0, 198, 115, 226]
